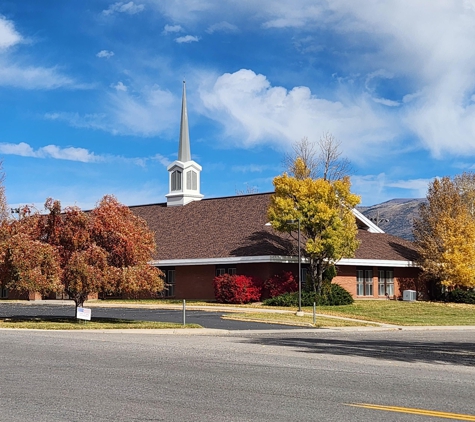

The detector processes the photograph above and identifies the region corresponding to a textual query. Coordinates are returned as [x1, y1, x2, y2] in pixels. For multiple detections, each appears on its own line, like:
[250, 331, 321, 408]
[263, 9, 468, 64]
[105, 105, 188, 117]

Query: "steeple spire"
[178, 80, 191, 162]
[166, 81, 203, 207]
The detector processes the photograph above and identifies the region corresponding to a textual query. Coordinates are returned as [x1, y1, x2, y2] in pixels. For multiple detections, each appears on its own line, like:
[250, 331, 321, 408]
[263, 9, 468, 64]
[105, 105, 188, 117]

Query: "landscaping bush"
[263, 283, 353, 306]
[213, 274, 261, 304]
[444, 288, 475, 304]
[264, 271, 298, 298]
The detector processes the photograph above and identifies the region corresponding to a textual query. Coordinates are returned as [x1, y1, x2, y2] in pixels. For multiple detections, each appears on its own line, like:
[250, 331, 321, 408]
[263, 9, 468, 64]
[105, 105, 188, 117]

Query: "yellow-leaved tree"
[414, 176, 475, 289]
[268, 158, 360, 295]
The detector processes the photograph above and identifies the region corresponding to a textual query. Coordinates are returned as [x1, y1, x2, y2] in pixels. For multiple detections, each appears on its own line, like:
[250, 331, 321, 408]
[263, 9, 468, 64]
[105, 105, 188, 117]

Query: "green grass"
[314, 300, 475, 326]
[0, 317, 201, 330]
[222, 312, 376, 328]
[90, 298, 475, 326]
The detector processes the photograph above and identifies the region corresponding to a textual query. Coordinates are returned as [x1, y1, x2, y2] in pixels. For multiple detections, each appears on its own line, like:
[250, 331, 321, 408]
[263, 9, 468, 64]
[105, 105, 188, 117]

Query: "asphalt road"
[0, 303, 302, 330]
[1, 329, 474, 421]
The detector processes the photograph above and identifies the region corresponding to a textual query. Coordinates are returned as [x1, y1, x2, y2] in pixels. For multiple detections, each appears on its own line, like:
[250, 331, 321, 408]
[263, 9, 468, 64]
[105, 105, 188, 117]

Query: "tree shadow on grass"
[242, 335, 475, 367]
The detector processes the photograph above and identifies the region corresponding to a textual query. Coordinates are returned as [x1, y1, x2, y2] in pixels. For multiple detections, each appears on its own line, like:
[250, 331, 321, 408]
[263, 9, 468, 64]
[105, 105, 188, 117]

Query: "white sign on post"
[76, 307, 92, 321]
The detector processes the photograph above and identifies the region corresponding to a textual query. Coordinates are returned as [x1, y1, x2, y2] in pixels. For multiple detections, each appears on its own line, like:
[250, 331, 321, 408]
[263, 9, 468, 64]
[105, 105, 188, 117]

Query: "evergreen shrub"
[444, 288, 475, 304]
[263, 283, 353, 306]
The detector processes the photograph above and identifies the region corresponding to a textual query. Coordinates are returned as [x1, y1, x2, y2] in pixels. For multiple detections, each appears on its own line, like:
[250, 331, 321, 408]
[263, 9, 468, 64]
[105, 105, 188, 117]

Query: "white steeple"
[166, 81, 203, 207]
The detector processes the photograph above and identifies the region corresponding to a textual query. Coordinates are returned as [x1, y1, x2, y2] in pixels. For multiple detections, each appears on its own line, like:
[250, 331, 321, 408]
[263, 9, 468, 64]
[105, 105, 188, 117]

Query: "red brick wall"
[175, 265, 216, 300]
[333, 266, 357, 297]
[333, 265, 421, 299]
[173, 262, 299, 300]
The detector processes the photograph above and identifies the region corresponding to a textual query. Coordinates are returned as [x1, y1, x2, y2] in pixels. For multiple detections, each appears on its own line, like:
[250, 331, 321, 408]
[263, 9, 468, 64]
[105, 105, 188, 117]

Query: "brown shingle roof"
[355, 230, 418, 261]
[131, 193, 292, 260]
[130, 192, 417, 263]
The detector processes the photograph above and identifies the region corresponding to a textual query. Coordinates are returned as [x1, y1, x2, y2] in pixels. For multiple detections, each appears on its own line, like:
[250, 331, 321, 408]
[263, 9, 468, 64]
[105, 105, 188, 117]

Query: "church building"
[129, 82, 420, 300]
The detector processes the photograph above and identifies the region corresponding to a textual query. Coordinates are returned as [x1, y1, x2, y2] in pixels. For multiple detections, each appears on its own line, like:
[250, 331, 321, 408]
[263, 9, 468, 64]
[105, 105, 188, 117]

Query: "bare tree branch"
[283, 133, 352, 181]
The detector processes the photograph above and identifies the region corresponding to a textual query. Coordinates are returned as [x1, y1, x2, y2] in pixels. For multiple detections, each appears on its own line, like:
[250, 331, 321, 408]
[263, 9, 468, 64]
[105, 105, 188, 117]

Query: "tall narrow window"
[378, 269, 394, 296]
[171, 170, 182, 191]
[186, 170, 197, 190]
[0, 286, 7, 299]
[166, 270, 176, 297]
[357, 268, 373, 296]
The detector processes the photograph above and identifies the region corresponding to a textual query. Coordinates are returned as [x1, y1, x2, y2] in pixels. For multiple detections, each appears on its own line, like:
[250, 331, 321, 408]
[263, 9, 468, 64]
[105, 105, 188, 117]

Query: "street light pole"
[286, 219, 304, 316]
[297, 218, 303, 315]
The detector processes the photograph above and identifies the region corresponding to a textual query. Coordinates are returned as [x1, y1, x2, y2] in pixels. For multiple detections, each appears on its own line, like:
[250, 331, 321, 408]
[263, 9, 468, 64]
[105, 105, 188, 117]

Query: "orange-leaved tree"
[1, 195, 164, 308]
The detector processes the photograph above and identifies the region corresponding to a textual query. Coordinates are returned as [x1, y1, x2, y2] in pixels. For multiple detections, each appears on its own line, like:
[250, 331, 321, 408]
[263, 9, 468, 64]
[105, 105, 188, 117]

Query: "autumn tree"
[89, 195, 164, 302]
[1, 195, 164, 308]
[283, 133, 352, 181]
[414, 176, 475, 289]
[0, 210, 63, 298]
[268, 158, 360, 295]
[0, 161, 8, 222]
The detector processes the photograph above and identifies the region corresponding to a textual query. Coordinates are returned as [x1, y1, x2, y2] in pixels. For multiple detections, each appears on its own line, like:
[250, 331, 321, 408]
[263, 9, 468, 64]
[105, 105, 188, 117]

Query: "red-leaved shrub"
[213, 274, 262, 304]
[264, 271, 298, 298]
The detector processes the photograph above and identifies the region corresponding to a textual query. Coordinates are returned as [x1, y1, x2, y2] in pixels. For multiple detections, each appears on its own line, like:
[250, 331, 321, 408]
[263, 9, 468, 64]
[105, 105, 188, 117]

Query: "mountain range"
[359, 198, 426, 241]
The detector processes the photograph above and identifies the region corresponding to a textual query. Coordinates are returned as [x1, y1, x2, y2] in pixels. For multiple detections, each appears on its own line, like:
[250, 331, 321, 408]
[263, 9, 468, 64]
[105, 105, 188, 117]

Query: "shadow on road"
[243, 336, 475, 366]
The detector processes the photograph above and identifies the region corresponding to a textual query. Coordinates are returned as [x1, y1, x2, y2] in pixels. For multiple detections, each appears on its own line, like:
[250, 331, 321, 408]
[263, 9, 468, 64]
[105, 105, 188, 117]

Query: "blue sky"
[1, 1, 475, 210]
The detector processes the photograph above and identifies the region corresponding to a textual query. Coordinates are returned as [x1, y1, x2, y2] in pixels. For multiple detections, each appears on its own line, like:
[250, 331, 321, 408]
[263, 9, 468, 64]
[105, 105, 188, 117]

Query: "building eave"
[150, 256, 416, 268]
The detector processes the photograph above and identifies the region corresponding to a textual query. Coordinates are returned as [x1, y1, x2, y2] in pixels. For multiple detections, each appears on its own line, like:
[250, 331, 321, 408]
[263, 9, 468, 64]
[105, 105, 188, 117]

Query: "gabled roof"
[130, 192, 417, 266]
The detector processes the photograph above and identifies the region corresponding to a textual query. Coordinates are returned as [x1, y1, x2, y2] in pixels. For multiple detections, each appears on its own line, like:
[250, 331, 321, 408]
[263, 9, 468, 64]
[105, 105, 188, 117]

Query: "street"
[1, 329, 474, 421]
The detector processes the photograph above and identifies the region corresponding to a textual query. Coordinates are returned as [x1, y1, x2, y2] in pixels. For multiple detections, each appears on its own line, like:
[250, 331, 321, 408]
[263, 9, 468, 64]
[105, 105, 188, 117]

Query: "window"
[186, 170, 197, 190]
[301, 267, 308, 287]
[378, 269, 394, 297]
[357, 268, 373, 296]
[165, 270, 175, 297]
[171, 170, 182, 191]
[216, 267, 236, 276]
[0, 286, 7, 299]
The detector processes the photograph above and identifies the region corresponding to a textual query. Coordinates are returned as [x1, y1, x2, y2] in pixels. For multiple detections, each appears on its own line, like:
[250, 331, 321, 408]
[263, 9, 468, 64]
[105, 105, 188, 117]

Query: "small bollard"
[313, 302, 316, 325]
[183, 299, 186, 326]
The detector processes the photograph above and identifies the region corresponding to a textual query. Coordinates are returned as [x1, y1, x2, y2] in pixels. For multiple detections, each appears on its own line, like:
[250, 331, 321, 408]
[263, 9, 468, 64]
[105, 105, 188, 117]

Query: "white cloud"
[0, 63, 76, 89]
[150, 1, 475, 159]
[231, 164, 276, 173]
[45, 85, 179, 137]
[0, 142, 102, 163]
[352, 174, 430, 205]
[112, 81, 127, 91]
[175, 35, 199, 43]
[206, 21, 238, 34]
[0, 17, 77, 90]
[102, 1, 145, 16]
[0, 16, 22, 49]
[163, 24, 183, 34]
[151, 153, 171, 167]
[372, 97, 400, 107]
[96, 50, 115, 58]
[199, 69, 399, 160]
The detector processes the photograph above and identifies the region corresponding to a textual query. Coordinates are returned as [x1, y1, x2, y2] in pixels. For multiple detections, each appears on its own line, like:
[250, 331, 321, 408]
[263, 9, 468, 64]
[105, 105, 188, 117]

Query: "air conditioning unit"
[403, 290, 417, 301]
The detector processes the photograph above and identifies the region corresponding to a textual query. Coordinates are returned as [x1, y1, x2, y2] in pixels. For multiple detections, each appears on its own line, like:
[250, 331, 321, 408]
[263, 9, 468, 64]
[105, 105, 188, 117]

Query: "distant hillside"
[359, 198, 426, 240]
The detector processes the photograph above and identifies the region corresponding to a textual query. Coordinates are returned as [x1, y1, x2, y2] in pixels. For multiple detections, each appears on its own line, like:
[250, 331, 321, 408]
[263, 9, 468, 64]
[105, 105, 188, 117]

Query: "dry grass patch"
[0, 317, 201, 330]
[222, 312, 376, 328]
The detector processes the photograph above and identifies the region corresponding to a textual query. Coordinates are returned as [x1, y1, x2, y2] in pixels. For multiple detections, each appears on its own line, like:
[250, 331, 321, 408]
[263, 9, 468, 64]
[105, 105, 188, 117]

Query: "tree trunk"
[309, 259, 324, 295]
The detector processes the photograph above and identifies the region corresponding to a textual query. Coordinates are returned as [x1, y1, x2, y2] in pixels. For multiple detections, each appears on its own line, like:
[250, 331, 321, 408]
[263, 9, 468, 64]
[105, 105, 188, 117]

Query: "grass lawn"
[314, 300, 475, 326]
[0, 317, 201, 330]
[222, 312, 377, 328]
[90, 298, 475, 326]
